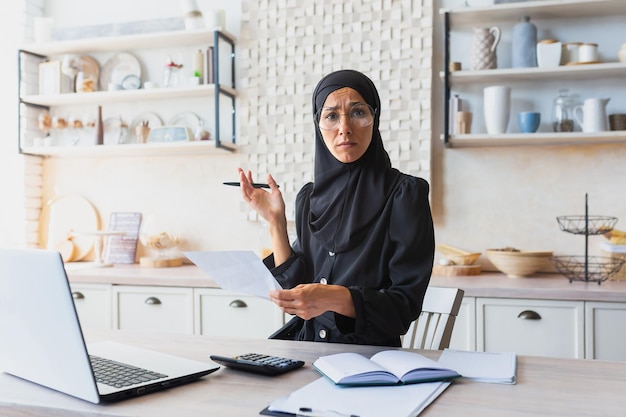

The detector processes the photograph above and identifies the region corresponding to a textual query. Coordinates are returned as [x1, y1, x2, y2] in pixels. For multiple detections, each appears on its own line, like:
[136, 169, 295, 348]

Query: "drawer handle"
[145, 297, 162, 305]
[518, 310, 541, 320]
[72, 291, 85, 300]
[229, 299, 248, 308]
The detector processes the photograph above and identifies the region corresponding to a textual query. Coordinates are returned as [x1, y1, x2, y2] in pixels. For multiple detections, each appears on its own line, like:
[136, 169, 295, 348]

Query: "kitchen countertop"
[64, 262, 626, 303]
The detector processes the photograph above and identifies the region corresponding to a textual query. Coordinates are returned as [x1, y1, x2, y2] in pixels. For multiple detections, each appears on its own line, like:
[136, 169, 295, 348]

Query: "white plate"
[103, 117, 129, 145]
[168, 111, 204, 129]
[38, 195, 101, 262]
[100, 52, 141, 91]
[130, 112, 164, 130]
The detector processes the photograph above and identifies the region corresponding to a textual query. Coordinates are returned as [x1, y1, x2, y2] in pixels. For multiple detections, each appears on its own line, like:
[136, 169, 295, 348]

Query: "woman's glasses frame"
[315, 103, 377, 131]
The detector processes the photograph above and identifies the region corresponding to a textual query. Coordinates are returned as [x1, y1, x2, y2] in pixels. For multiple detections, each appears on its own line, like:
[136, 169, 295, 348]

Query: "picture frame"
[38, 60, 61, 96]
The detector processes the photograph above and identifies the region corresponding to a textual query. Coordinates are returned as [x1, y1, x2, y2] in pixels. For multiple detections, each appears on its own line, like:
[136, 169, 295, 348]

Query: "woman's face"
[318, 87, 374, 163]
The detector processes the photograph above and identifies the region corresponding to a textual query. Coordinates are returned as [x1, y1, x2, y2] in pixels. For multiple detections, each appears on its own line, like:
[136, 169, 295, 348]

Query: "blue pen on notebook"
[223, 182, 278, 189]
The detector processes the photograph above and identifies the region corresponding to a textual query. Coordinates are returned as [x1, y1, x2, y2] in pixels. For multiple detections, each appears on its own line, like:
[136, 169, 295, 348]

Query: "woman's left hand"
[269, 284, 355, 320]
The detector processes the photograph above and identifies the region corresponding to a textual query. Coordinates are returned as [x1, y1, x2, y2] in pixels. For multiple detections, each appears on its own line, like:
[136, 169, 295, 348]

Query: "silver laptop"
[0, 248, 219, 404]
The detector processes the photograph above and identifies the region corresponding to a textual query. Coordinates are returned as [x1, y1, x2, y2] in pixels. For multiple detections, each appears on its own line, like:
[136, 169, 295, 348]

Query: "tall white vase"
[483, 86, 511, 134]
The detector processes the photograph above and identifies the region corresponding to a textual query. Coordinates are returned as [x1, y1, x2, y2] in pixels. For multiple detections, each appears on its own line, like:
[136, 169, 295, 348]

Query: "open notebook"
[0, 248, 219, 403]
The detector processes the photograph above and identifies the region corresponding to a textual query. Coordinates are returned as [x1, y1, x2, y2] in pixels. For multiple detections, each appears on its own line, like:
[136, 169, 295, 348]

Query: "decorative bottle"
[95, 105, 104, 145]
[512, 16, 537, 68]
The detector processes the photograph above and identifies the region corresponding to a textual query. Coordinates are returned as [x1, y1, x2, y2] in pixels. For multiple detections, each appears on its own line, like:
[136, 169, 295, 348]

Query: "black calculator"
[209, 353, 305, 376]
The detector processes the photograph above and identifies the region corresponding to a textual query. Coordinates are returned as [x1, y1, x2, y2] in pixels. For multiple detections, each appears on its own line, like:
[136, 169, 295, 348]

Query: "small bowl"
[486, 249, 553, 278]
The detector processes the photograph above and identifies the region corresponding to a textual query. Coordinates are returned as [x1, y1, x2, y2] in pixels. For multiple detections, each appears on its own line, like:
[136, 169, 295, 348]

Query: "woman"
[238, 69, 434, 346]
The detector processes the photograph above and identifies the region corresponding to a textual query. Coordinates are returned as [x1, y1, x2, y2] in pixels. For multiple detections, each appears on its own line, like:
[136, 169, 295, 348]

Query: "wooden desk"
[1, 329, 626, 417]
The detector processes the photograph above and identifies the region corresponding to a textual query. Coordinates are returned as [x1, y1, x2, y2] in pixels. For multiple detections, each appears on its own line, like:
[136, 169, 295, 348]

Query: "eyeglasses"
[315, 103, 376, 131]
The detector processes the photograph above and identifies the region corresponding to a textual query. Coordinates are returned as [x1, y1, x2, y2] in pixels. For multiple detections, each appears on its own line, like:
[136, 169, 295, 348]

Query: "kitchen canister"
[561, 42, 582, 65]
[552, 89, 576, 132]
[483, 85, 511, 134]
[578, 43, 599, 63]
[471, 26, 501, 70]
[512, 16, 537, 68]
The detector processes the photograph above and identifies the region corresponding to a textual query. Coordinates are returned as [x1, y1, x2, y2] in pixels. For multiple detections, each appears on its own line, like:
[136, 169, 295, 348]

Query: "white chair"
[401, 286, 464, 350]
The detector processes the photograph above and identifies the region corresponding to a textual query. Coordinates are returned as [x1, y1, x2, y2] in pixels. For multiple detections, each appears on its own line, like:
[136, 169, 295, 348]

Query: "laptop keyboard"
[90, 355, 168, 388]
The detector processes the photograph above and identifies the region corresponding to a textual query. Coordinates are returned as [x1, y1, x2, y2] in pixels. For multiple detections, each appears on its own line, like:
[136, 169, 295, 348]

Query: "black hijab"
[308, 69, 402, 253]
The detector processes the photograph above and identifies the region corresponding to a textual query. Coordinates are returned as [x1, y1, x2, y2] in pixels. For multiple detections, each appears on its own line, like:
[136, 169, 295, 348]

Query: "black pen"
[223, 182, 277, 189]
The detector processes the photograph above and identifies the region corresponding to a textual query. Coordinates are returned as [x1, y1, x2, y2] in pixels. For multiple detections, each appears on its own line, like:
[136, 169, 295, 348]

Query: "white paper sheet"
[184, 250, 282, 299]
[437, 349, 517, 384]
[267, 376, 450, 417]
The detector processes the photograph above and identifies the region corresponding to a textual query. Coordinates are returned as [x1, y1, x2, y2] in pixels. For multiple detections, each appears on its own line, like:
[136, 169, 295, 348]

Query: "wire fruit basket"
[551, 194, 624, 284]
[551, 255, 625, 284]
[556, 215, 618, 235]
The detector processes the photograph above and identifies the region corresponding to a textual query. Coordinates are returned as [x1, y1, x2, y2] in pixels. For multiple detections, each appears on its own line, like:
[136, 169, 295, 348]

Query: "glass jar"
[75, 71, 97, 93]
[552, 89, 575, 132]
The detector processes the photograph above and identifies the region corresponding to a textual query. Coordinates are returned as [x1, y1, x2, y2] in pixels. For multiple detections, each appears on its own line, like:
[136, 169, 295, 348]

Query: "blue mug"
[518, 111, 541, 133]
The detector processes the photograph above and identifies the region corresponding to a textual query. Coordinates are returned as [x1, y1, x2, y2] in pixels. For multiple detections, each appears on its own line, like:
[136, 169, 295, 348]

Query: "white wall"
[0, 2, 35, 247]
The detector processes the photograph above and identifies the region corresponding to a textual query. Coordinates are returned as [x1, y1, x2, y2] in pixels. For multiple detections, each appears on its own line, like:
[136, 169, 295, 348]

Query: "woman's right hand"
[238, 168, 285, 225]
[238, 168, 291, 265]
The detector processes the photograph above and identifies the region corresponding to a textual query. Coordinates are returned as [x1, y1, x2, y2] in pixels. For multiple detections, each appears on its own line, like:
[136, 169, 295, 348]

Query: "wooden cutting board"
[433, 264, 482, 276]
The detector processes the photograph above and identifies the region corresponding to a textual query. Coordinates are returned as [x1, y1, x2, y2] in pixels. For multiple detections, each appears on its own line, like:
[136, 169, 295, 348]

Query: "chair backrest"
[401, 286, 464, 350]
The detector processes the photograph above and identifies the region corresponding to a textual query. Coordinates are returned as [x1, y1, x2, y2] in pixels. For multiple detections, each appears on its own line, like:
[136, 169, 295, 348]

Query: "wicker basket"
[601, 241, 626, 281]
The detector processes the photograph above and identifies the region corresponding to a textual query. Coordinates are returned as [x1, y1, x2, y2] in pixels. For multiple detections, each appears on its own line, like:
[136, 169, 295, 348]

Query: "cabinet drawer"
[477, 298, 584, 359]
[113, 286, 193, 334]
[70, 283, 112, 329]
[585, 301, 626, 361]
[195, 289, 284, 338]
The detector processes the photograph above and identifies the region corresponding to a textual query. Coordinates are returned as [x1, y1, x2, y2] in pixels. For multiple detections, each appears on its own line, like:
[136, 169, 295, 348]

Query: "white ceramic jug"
[471, 27, 501, 70]
[573, 98, 610, 133]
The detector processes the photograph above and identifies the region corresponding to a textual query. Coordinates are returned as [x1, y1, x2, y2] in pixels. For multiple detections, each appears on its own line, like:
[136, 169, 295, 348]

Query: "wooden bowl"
[486, 249, 553, 278]
[446, 252, 481, 266]
[436, 243, 481, 265]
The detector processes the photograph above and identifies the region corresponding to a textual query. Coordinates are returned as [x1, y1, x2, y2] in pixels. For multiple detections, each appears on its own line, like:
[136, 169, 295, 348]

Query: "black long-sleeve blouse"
[265, 174, 434, 346]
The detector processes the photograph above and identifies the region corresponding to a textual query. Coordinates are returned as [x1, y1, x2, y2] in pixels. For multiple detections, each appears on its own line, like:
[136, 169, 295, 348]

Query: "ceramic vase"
[483, 86, 511, 134]
[471, 27, 501, 70]
[512, 16, 537, 68]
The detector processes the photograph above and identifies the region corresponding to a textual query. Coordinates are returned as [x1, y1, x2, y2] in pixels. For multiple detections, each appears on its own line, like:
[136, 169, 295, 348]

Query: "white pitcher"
[573, 98, 610, 133]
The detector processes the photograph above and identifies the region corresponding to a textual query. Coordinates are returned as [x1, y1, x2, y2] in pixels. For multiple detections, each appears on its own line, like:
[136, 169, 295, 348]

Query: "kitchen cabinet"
[585, 301, 626, 361]
[440, 0, 626, 148]
[70, 283, 112, 329]
[194, 288, 284, 338]
[112, 285, 194, 334]
[68, 269, 284, 338]
[18, 29, 237, 156]
[477, 297, 585, 358]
